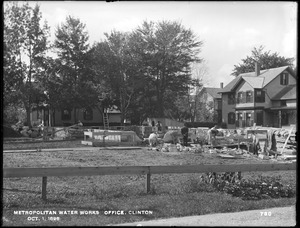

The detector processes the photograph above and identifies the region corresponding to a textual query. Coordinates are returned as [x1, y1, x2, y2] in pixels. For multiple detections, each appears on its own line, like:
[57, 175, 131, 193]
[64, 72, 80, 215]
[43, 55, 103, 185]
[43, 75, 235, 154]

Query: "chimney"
[220, 82, 224, 89]
[255, 61, 260, 76]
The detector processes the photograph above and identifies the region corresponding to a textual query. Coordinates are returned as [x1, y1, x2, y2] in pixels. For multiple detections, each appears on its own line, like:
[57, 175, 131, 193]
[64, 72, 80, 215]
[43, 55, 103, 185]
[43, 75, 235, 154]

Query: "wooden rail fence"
[3, 163, 296, 200]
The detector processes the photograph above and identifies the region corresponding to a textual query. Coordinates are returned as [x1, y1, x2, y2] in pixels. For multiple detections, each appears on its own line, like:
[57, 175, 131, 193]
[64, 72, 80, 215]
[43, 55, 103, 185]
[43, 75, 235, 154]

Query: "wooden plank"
[246, 129, 268, 134]
[42, 177, 47, 200]
[217, 154, 243, 159]
[3, 163, 295, 178]
[92, 131, 122, 136]
[4, 147, 98, 153]
[148, 163, 296, 174]
[3, 166, 149, 178]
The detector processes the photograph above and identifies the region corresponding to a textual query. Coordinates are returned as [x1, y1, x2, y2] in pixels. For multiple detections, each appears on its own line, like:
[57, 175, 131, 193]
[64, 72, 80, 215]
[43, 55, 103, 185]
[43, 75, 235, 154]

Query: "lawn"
[2, 140, 296, 226]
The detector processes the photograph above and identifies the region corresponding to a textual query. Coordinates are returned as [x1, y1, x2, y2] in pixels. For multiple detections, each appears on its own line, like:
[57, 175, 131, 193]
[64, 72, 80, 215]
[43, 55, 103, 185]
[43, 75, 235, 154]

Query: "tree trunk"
[120, 89, 125, 126]
[26, 106, 31, 127]
[73, 107, 77, 123]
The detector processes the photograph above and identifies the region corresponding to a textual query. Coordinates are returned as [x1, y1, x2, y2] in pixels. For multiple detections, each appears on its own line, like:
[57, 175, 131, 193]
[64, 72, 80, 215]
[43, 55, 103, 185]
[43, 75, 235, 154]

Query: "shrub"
[199, 173, 295, 200]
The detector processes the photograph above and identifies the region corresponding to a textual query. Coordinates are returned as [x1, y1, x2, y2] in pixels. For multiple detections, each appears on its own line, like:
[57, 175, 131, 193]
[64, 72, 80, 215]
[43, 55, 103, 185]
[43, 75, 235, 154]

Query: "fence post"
[146, 168, 151, 194]
[42, 177, 47, 201]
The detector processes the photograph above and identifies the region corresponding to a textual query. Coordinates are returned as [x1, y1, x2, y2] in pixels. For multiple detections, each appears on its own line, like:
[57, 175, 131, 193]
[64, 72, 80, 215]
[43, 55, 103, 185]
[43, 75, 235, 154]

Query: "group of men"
[147, 123, 190, 147]
[147, 123, 221, 147]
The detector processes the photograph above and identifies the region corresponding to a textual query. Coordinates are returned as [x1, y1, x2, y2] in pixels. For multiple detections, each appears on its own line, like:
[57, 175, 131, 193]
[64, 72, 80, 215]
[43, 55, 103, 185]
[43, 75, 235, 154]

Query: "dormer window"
[280, 73, 289, 85]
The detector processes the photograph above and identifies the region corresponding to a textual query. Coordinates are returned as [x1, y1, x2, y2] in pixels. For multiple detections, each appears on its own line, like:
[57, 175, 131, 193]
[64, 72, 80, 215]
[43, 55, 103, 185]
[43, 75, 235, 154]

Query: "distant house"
[219, 63, 296, 129]
[195, 84, 223, 123]
[31, 105, 121, 127]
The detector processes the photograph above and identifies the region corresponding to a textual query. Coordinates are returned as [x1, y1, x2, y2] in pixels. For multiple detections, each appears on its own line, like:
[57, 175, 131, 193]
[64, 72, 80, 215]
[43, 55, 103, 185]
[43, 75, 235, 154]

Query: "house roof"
[219, 75, 243, 93]
[242, 76, 264, 88]
[272, 84, 297, 100]
[220, 66, 292, 93]
[205, 87, 222, 99]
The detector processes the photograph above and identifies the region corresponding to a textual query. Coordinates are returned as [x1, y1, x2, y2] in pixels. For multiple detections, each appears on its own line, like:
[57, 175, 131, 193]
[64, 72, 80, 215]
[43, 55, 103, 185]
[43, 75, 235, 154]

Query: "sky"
[5, 1, 297, 88]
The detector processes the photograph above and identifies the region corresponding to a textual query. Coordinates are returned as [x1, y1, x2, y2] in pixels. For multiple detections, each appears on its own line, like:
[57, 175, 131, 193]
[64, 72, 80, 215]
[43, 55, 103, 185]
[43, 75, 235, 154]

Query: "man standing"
[181, 123, 189, 146]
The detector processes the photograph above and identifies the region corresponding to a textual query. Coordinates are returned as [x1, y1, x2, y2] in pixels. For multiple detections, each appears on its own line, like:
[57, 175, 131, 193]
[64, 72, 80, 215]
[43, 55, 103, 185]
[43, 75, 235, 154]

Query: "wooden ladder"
[103, 109, 109, 130]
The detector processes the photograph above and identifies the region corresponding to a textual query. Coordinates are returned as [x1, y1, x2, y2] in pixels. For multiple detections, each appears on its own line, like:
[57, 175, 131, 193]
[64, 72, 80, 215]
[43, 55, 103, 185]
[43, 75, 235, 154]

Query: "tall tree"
[132, 20, 203, 118]
[231, 45, 295, 76]
[53, 15, 92, 122]
[105, 31, 145, 124]
[3, 2, 50, 126]
[90, 31, 147, 125]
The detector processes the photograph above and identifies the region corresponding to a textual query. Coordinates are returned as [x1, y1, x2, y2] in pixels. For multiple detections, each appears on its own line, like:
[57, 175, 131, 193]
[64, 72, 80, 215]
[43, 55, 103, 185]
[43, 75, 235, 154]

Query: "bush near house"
[3, 125, 22, 138]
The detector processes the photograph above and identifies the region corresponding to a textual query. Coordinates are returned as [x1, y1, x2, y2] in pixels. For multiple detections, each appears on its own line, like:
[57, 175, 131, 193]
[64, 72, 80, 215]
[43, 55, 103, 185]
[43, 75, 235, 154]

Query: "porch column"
[278, 110, 281, 128]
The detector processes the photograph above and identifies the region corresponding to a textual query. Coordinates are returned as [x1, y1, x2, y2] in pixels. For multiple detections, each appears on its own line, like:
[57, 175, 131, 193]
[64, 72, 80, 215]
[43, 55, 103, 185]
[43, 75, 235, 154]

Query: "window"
[83, 107, 93, 120]
[62, 109, 71, 120]
[228, 112, 235, 124]
[255, 89, 265, 103]
[281, 111, 289, 125]
[280, 100, 287, 107]
[237, 92, 243, 104]
[280, 73, 289, 85]
[228, 93, 235, 105]
[246, 91, 253, 103]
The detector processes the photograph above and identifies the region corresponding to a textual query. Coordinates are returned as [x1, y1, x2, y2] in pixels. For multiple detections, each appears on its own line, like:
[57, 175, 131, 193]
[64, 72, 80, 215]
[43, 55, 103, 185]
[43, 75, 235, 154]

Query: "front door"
[256, 111, 263, 126]
[246, 112, 252, 127]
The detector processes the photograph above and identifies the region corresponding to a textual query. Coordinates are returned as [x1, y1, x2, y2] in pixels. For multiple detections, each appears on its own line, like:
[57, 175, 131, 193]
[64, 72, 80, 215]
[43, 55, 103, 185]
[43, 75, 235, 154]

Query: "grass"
[2, 140, 297, 226]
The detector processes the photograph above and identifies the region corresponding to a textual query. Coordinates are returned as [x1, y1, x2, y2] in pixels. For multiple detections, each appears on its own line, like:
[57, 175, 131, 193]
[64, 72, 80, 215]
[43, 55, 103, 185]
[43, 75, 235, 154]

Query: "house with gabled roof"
[195, 84, 223, 123]
[219, 63, 297, 129]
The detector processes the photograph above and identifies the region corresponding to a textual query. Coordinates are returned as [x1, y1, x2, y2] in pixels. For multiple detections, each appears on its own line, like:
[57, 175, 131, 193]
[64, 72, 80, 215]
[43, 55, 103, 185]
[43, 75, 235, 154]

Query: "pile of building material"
[145, 126, 296, 163]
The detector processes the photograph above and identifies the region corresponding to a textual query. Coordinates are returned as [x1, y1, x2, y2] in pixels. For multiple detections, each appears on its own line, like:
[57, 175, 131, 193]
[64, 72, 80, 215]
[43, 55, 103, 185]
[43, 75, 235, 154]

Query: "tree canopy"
[231, 45, 295, 77]
[3, 2, 50, 126]
[131, 20, 203, 119]
[3, 6, 204, 125]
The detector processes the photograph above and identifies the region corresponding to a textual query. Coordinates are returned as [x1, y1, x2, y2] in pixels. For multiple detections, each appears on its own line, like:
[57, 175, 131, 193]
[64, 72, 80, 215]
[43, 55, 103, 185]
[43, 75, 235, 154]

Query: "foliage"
[3, 103, 27, 125]
[231, 45, 295, 76]
[200, 172, 295, 200]
[3, 2, 50, 126]
[52, 15, 99, 121]
[4, 8, 204, 125]
[131, 20, 203, 118]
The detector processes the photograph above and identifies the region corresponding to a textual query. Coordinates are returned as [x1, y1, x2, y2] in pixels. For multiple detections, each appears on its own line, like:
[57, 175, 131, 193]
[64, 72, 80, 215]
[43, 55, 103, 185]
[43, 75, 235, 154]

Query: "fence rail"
[3, 163, 296, 200]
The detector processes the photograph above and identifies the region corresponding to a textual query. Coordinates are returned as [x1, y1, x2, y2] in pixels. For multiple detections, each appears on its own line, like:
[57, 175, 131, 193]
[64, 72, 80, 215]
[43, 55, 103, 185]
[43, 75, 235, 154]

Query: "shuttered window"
[280, 73, 289, 85]
[228, 112, 235, 124]
[237, 92, 243, 104]
[246, 91, 253, 103]
[228, 93, 235, 105]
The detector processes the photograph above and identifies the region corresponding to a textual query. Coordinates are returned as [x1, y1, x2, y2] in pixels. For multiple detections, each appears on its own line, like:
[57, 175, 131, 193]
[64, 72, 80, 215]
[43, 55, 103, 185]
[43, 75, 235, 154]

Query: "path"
[114, 206, 296, 226]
